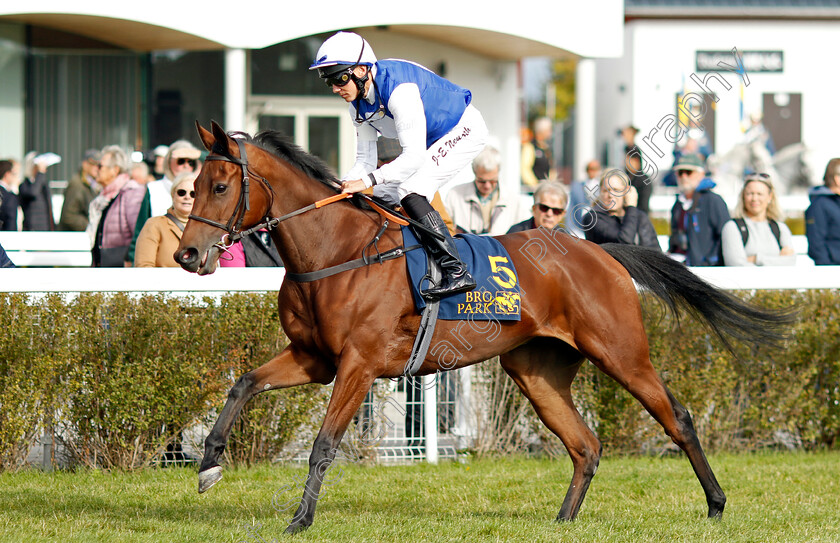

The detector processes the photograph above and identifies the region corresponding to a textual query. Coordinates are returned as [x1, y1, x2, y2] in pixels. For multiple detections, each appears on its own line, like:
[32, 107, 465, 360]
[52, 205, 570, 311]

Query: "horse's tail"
[601, 243, 797, 353]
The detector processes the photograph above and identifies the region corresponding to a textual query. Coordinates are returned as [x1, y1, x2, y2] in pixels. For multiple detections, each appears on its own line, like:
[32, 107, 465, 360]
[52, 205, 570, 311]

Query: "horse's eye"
[214, 184, 227, 195]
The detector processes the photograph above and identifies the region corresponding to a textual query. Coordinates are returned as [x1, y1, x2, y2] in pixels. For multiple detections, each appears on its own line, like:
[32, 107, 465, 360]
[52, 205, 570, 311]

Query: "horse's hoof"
[198, 466, 222, 494]
[285, 522, 310, 534]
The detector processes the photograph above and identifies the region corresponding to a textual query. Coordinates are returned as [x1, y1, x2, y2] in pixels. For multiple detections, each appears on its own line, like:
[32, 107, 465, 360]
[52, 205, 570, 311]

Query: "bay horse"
[176, 121, 792, 533]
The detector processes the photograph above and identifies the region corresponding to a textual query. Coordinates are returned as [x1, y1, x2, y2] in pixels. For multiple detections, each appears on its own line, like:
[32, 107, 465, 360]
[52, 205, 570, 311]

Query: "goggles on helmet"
[319, 66, 356, 88]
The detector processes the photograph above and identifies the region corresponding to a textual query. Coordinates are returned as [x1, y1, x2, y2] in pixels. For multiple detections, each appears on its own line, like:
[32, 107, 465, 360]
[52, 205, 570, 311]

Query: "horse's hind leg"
[198, 346, 334, 493]
[661, 386, 726, 519]
[500, 338, 601, 521]
[583, 332, 726, 519]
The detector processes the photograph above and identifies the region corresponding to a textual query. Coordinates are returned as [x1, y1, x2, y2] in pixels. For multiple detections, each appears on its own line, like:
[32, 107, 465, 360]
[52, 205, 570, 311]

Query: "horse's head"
[175, 121, 274, 275]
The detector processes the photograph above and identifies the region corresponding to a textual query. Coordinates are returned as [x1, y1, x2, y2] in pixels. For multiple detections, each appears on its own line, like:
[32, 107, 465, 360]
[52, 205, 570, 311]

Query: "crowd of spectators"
[0, 139, 284, 270]
[0, 127, 837, 269]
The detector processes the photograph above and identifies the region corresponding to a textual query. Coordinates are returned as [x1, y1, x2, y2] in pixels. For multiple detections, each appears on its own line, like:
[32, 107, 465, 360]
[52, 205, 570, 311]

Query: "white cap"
[309, 32, 377, 70]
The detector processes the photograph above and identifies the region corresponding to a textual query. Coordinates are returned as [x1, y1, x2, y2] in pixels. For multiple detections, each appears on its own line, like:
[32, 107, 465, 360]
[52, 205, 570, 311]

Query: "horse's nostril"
[178, 248, 198, 264]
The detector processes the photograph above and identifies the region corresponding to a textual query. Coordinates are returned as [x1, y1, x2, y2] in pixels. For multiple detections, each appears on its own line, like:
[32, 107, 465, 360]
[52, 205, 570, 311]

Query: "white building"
[595, 1, 840, 208]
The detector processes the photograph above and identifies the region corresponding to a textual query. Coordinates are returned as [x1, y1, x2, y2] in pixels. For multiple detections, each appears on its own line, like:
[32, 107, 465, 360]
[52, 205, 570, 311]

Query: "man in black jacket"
[669, 154, 730, 266]
[507, 181, 567, 234]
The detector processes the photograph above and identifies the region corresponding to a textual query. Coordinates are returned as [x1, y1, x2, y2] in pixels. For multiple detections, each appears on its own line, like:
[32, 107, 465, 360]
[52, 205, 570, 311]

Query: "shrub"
[2, 288, 838, 471]
[0, 293, 327, 471]
[0, 294, 67, 470]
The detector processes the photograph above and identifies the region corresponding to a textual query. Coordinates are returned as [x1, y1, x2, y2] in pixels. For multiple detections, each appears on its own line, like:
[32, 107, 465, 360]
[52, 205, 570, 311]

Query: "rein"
[189, 138, 358, 250]
[189, 138, 426, 278]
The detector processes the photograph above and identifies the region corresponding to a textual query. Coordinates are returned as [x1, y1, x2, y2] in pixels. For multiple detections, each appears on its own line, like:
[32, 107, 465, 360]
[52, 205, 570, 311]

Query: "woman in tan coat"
[134, 172, 195, 267]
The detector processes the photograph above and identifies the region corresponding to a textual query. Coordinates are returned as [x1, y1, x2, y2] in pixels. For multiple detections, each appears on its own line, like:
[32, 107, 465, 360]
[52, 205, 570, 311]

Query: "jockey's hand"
[341, 179, 367, 194]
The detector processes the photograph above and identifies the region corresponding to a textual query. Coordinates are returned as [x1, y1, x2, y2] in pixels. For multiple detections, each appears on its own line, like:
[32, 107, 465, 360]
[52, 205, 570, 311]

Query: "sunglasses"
[676, 169, 697, 177]
[537, 203, 565, 216]
[176, 158, 198, 168]
[745, 172, 771, 182]
[176, 189, 196, 198]
[323, 69, 353, 88]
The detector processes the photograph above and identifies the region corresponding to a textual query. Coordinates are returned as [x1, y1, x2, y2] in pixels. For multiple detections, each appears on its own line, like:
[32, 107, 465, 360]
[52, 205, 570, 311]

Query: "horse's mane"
[216, 128, 387, 213]
[222, 129, 341, 192]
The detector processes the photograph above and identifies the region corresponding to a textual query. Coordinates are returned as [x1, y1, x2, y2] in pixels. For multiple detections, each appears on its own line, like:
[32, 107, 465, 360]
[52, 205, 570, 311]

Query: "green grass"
[1, 452, 838, 542]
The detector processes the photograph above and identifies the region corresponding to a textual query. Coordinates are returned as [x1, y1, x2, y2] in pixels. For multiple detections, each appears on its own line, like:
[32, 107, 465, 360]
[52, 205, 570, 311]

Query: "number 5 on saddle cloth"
[401, 226, 521, 322]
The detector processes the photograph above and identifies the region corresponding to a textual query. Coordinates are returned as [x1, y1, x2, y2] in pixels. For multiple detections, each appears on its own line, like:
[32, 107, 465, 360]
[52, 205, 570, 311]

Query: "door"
[249, 97, 355, 177]
[762, 93, 801, 151]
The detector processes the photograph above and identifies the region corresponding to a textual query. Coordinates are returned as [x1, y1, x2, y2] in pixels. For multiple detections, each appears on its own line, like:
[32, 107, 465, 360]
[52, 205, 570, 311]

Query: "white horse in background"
[707, 138, 816, 205]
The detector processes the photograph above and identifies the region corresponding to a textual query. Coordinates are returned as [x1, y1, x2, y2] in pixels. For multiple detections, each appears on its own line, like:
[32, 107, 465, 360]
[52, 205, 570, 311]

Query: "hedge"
[552, 290, 839, 455]
[0, 292, 328, 472]
[1, 289, 838, 472]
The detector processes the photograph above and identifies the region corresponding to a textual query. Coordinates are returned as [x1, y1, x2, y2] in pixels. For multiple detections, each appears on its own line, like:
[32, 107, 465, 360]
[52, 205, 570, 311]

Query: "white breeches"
[373, 104, 488, 205]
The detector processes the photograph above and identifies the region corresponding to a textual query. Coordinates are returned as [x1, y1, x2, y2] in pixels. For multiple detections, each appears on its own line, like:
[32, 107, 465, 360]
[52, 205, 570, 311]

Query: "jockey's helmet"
[310, 32, 377, 80]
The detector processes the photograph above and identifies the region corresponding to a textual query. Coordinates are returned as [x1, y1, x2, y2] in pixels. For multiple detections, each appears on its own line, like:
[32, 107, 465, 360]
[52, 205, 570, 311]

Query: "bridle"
[188, 137, 350, 251]
[189, 138, 266, 247]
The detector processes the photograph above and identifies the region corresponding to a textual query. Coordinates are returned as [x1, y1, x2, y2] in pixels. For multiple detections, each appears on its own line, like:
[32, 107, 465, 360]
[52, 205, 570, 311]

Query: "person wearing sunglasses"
[507, 181, 568, 233]
[134, 172, 196, 267]
[668, 153, 730, 266]
[583, 170, 660, 249]
[444, 146, 520, 236]
[310, 31, 488, 300]
[721, 173, 795, 266]
[127, 140, 202, 266]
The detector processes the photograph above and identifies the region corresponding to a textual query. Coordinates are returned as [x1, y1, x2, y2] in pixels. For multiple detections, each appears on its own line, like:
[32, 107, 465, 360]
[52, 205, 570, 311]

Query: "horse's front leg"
[198, 345, 334, 493]
[285, 362, 377, 534]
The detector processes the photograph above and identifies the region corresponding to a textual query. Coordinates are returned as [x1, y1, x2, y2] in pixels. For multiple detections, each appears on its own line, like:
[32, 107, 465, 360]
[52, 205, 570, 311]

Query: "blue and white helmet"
[309, 31, 377, 77]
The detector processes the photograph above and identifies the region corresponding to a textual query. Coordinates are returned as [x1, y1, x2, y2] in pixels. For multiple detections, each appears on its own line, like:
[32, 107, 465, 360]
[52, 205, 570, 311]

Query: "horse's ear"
[210, 120, 232, 155]
[196, 121, 215, 151]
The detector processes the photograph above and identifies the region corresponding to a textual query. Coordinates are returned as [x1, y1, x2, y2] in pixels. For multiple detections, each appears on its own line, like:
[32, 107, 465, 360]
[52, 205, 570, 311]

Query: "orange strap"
[365, 198, 410, 226]
[315, 192, 352, 208]
[314, 190, 410, 226]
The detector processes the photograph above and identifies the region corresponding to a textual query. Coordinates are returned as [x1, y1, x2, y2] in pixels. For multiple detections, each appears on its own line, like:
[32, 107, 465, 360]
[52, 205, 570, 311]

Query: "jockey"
[310, 31, 488, 300]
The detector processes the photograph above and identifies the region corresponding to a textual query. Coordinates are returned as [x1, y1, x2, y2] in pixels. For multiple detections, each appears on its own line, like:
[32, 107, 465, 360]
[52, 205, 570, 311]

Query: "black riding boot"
[415, 211, 476, 300]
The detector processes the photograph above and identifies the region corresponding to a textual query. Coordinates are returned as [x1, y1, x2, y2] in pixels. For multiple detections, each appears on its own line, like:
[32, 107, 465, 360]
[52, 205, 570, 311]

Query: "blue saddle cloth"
[402, 226, 521, 321]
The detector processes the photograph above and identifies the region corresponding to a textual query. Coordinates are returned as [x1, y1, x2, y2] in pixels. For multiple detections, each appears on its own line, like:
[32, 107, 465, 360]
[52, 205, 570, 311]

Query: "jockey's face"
[331, 66, 368, 102]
